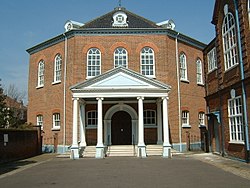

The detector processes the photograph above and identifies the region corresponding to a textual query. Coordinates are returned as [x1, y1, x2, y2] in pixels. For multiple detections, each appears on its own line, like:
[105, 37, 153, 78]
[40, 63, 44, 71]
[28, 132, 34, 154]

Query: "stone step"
[106, 145, 137, 157]
[146, 145, 163, 156]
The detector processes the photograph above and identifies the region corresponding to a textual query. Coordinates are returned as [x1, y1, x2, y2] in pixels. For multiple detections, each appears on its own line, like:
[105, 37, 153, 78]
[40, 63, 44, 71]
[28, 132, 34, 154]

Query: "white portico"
[70, 66, 171, 159]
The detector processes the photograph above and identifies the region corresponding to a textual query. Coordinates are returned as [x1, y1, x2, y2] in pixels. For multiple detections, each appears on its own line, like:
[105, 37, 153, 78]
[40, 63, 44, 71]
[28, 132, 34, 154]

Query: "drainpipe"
[175, 32, 182, 152]
[62, 33, 68, 153]
[234, 0, 250, 162]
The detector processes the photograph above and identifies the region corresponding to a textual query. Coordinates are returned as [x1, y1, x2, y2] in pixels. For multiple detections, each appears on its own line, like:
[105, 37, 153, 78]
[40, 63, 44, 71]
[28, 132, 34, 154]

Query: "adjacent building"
[204, 0, 250, 162]
[27, 6, 207, 158]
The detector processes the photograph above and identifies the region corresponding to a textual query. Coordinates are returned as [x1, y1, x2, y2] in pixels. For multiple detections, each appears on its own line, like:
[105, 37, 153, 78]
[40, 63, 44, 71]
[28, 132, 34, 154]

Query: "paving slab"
[0, 154, 249, 188]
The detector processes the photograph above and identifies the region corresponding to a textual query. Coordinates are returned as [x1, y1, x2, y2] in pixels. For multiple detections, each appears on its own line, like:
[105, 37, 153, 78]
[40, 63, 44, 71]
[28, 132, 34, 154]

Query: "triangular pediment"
[70, 66, 171, 91]
[88, 72, 157, 89]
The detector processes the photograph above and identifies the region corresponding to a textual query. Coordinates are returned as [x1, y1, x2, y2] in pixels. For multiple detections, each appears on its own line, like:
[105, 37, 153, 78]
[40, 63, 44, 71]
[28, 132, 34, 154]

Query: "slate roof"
[81, 7, 160, 29]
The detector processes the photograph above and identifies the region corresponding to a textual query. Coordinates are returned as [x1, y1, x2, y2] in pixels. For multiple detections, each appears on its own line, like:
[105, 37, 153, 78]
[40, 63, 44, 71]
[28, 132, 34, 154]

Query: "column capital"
[79, 99, 86, 105]
[162, 96, 169, 100]
[137, 96, 144, 100]
[156, 98, 162, 104]
[96, 97, 104, 101]
[72, 97, 79, 101]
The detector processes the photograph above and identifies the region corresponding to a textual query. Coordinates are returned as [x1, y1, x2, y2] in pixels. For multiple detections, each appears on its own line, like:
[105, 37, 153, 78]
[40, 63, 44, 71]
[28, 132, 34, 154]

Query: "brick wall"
[0, 127, 42, 163]
[28, 33, 206, 149]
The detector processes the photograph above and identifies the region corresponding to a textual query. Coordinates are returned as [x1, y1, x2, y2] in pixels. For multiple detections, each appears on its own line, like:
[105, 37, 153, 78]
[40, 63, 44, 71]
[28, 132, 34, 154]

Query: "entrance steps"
[106, 145, 137, 157]
[146, 145, 163, 156]
[58, 145, 175, 158]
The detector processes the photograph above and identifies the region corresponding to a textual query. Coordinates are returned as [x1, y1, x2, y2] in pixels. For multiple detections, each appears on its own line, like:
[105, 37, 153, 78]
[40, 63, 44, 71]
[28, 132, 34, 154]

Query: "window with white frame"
[37, 60, 45, 87]
[114, 47, 128, 68]
[207, 47, 217, 72]
[222, 12, 238, 70]
[182, 110, 190, 127]
[143, 110, 156, 126]
[87, 48, 101, 78]
[180, 53, 188, 81]
[52, 113, 60, 129]
[54, 54, 62, 83]
[140, 47, 155, 77]
[248, 0, 250, 26]
[198, 112, 205, 126]
[87, 111, 97, 127]
[196, 59, 203, 84]
[37, 115, 43, 129]
[228, 96, 244, 142]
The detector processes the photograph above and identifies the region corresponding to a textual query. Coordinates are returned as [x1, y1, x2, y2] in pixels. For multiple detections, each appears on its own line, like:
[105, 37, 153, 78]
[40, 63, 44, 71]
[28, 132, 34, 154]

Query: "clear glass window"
[143, 110, 156, 126]
[140, 47, 155, 77]
[37, 60, 45, 87]
[228, 96, 244, 142]
[114, 48, 128, 68]
[53, 113, 60, 128]
[87, 48, 101, 78]
[222, 13, 238, 70]
[87, 111, 97, 126]
[37, 115, 43, 129]
[54, 54, 62, 82]
[196, 59, 203, 84]
[180, 53, 188, 80]
[207, 47, 217, 72]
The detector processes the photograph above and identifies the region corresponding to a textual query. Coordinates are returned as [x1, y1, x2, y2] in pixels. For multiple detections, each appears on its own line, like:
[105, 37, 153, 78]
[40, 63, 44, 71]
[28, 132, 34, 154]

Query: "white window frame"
[228, 96, 244, 143]
[53, 54, 62, 83]
[52, 113, 60, 130]
[37, 115, 43, 130]
[248, 0, 250, 26]
[182, 110, 190, 128]
[198, 112, 205, 127]
[140, 47, 155, 78]
[114, 47, 128, 68]
[87, 48, 101, 78]
[37, 60, 45, 88]
[207, 47, 217, 72]
[180, 53, 188, 81]
[143, 110, 156, 127]
[222, 12, 238, 70]
[196, 59, 203, 85]
[87, 111, 97, 128]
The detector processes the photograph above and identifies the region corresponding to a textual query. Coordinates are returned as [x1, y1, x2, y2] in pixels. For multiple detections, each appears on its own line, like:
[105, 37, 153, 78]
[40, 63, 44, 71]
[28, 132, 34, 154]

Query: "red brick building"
[27, 6, 207, 158]
[204, 0, 250, 162]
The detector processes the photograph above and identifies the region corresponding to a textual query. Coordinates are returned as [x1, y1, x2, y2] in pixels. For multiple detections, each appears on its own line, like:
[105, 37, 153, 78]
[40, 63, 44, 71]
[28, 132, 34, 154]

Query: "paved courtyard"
[0, 154, 250, 188]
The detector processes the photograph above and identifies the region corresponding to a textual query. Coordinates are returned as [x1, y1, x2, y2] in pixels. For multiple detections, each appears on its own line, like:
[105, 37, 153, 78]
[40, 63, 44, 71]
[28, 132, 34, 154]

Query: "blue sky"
[0, 0, 215, 103]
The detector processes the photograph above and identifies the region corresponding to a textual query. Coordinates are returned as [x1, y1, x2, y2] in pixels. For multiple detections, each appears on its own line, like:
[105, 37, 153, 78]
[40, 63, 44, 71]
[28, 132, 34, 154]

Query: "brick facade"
[27, 8, 207, 153]
[204, 0, 250, 162]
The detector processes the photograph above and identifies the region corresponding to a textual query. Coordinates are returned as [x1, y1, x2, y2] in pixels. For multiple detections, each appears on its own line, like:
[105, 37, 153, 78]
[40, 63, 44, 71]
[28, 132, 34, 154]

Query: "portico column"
[71, 97, 79, 159]
[157, 99, 163, 144]
[96, 97, 105, 158]
[162, 96, 172, 158]
[137, 96, 146, 158]
[79, 102, 86, 157]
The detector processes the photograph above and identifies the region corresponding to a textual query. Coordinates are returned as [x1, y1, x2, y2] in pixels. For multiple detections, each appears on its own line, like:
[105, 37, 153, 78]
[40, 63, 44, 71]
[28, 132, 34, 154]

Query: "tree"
[0, 79, 8, 128]
[4, 84, 26, 103]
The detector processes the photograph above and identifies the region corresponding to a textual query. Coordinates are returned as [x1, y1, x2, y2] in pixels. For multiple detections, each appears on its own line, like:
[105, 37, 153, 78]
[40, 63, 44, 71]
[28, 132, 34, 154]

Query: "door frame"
[104, 103, 138, 146]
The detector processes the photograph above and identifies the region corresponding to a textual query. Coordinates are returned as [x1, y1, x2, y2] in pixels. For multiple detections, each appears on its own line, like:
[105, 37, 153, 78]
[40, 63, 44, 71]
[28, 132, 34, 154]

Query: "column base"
[96, 146, 105, 159]
[157, 140, 163, 145]
[162, 145, 172, 158]
[137, 145, 147, 158]
[70, 146, 79, 159]
[79, 146, 86, 158]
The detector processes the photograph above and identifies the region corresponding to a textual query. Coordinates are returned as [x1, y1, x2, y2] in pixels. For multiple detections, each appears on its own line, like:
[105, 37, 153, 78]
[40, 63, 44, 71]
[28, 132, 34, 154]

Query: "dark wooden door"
[111, 111, 132, 145]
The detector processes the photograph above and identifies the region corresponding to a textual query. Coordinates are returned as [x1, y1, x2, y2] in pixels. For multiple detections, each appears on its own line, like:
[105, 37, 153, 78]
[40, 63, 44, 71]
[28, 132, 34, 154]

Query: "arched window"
[87, 48, 101, 78]
[37, 60, 45, 87]
[114, 47, 128, 68]
[248, 0, 250, 26]
[140, 47, 155, 77]
[182, 110, 190, 127]
[54, 54, 62, 83]
[180, 53, 188, 81]
[196, 59, 203, 84]
[222, 12, 238, 70]
[198, 112, 205, 126]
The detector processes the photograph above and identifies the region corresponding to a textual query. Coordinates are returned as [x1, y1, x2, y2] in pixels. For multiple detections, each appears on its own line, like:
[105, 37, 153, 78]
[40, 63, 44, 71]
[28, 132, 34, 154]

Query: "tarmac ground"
[0, 152, 249, 188]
